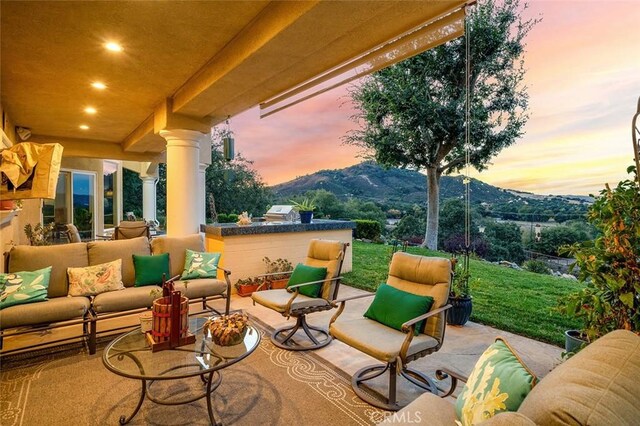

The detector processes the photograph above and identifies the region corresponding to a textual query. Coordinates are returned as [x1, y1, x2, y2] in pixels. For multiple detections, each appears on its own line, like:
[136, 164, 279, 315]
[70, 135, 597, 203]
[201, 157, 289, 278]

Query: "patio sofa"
[1, 234, 231, 355]
[381, 329, 640, 425]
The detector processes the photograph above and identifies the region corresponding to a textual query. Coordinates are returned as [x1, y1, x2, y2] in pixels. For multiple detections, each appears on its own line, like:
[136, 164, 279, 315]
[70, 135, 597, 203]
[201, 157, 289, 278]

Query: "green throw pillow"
[455, 338, 537, 425]
[0, 266, 52, 309]
[181, 249, 221, 279]
[133, 253, 170, 287]
[287, 264, 327, 298]
[364, 284, 434, 336]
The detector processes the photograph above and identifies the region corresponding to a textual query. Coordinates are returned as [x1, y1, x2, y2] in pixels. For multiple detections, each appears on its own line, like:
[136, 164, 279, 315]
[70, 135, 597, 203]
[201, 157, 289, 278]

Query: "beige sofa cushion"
[8, 243, 88, 298]
[379, 392, 456, 425]
[173, 279, 227, 299]
[0, 296, 90, 329]
[151, 234, 205, 278]
[92, 286, 159, 313]
[87, 237, 150, 287]
[518, 330, 640, 425]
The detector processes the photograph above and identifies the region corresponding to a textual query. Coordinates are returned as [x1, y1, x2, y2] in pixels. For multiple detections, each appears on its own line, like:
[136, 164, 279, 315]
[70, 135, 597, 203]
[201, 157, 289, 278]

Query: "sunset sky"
[232, 0, 639, 196]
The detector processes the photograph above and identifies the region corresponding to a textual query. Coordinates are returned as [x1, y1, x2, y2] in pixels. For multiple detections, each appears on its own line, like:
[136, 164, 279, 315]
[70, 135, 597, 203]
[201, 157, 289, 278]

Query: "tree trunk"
[423, 167, 441, 250]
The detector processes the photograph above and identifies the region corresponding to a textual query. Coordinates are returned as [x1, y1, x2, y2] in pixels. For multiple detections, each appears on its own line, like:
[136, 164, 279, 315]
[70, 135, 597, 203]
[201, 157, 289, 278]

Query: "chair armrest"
[435, 368, 468, 398]
[329, 292, 376, 326]
[252, 270, 294, 279]
[332, 292, 375, 304]
[401, 304, 452, 332]
[286, 276, 341, 290]
[216, 266, 232, 296]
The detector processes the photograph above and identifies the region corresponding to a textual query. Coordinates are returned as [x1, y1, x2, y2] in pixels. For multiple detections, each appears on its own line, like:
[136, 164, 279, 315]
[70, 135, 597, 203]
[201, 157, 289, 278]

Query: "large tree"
[345, 0, 538, 249]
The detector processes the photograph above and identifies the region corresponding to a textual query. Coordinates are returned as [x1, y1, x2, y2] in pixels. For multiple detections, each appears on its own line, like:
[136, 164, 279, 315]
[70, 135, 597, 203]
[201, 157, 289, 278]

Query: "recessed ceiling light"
[84, 107, 97, 114]
[79, 125, 90, 130]
[91, 81, 107, 90]
[105, 42, 123, 52]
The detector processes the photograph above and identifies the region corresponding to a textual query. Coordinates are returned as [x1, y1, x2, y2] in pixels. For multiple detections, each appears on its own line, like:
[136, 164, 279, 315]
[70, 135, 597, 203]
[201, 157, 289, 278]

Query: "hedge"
[354, 219, 382, 240]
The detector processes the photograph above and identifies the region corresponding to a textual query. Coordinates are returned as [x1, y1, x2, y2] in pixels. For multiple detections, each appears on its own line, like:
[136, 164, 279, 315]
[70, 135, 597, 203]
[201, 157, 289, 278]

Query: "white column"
[140, 176, 158, 222]
[160, 129, 205, 236]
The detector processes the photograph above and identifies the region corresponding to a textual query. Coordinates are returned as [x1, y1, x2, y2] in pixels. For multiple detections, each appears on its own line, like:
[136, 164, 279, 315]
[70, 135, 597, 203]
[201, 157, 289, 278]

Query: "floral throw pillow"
[68, 259, 124, 297]
[0, 267, 52, 309]
[455, 338, 537, 426]
[181, 250, 221, 279]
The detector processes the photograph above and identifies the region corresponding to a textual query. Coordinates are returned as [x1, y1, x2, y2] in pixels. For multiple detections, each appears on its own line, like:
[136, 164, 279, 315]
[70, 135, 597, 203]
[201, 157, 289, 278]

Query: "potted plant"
[290, 198, 316, 224]
[558, 166, 640, 352]
[263, 257, 293, 289]
[447, 258, 473, 326]
[235, 277, 263, 297]
[24, 222, 56, 246]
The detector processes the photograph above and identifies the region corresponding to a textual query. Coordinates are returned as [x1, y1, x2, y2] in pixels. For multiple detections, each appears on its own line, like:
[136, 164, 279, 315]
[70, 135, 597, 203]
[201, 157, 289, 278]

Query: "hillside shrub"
[354, 220, 382, 240]
[523, 259, 551, 275]
[559, 167, 640, 340]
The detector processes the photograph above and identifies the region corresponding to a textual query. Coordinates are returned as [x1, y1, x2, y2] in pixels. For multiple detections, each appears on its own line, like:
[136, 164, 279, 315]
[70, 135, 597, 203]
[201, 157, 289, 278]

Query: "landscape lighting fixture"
[79, 125, 89, 130]
[84, 107, 97, 114]
[91, 82, 107, 90]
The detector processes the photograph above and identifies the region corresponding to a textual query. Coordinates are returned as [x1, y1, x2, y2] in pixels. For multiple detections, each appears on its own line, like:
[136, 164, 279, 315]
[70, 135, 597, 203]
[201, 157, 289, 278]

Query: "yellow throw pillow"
[68, 259, 124, 296]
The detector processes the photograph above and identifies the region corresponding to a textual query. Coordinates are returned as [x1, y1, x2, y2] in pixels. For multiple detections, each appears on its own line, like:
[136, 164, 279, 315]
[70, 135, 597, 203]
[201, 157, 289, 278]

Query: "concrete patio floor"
[236, 285, 562, 381]
[2, 285, 562, 407]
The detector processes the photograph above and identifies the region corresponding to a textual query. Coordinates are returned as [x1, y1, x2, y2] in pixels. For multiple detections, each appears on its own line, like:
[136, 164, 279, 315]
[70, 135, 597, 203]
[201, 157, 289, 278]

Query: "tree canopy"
[345, 0, 538, 249]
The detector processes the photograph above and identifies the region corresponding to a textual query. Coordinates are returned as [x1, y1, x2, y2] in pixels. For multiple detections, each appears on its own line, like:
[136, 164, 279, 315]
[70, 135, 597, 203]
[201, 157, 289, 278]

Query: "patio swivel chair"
[251, 239, 349, 351]
[329, 252, 452, 410]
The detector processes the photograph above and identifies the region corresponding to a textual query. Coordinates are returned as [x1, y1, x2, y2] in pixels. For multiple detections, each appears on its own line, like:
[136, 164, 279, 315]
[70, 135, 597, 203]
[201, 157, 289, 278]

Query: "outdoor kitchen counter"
[201, 220, 355, 289]
[200, 219, 355, 237]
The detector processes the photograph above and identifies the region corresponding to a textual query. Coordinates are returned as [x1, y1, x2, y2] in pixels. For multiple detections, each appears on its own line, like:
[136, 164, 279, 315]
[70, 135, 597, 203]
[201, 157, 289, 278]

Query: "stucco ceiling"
[1, 0, 467, 158]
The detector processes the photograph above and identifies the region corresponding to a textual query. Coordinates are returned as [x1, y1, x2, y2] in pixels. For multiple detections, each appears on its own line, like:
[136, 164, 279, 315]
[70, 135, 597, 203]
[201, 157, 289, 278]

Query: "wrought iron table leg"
[120, 379, 146, 424]
[205, 371, 221, 426]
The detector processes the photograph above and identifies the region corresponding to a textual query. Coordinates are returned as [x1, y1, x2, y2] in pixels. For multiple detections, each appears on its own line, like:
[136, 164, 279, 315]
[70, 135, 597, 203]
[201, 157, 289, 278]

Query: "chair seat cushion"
[92, 286, 159, 313]
[0, 296, 91, 329]
[174, 279, 227, 299]
[252, 289, 330, 313]
[330, 317, 439, 363]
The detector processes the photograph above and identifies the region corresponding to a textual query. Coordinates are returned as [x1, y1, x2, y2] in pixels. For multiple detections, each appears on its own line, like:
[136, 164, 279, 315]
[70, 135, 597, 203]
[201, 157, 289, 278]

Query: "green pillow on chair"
[455, 337, 537, 425]
[0, 266, 52, 309]
[364, 283, 434, 336]
[287, 264, 327, 298]
[181, 249, 221, 279]
[133, 253, 170, 287]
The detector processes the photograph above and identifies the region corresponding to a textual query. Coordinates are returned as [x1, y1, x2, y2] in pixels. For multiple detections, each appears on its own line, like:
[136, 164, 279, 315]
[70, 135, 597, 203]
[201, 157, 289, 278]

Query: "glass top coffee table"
[102, 314, 260, 425]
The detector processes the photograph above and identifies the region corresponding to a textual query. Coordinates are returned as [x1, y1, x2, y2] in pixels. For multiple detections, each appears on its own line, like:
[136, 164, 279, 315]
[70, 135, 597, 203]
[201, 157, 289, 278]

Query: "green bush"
[354, 219, 382, 240]
[217, 213, 239, 223]
[523, 259, 551, 275]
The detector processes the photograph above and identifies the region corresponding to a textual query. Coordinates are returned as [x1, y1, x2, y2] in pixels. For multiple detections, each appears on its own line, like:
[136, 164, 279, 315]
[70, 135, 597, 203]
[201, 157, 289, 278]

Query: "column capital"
[140, 175, 158, 183]
[199, 163, 209, 173]
[159, 129, 207, 146]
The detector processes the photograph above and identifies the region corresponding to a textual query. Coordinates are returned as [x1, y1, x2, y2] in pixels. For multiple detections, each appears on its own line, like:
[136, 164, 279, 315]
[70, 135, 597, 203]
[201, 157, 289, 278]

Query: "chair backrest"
[387, 252, 452, 344]
[114, 221, 150, 240]
[65, 223, 82, 243]
[303, 239, 348, 301]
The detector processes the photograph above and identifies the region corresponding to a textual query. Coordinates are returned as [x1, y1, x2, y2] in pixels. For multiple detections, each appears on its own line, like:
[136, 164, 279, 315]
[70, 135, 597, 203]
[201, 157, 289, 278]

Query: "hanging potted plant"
[557, 166, 640, 354]
[447, 258, 473, 326]
[263, 257, 293, 289]
[290, 198, 316, 224]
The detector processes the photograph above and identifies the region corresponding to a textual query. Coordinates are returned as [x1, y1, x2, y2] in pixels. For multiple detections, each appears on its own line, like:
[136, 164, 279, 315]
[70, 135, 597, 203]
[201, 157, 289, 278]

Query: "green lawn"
[342, 241, 583, 347]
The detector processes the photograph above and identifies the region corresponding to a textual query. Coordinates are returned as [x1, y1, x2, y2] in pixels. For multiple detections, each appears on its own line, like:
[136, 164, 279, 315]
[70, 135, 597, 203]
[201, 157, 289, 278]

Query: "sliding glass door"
[43, 170, 96, 242]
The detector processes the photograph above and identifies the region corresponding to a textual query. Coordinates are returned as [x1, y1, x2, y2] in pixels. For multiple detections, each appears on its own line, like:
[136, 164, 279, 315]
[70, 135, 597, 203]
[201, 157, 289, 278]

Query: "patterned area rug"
[0, 319, 387, 425]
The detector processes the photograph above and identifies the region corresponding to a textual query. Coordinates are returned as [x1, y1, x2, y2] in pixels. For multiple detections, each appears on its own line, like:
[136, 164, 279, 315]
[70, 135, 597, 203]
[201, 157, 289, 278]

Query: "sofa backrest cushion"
[8, 243, 88, 298]
[87, 237, 150, 287]
[518, 330, 640, 425]
[151, 234, 205, 279]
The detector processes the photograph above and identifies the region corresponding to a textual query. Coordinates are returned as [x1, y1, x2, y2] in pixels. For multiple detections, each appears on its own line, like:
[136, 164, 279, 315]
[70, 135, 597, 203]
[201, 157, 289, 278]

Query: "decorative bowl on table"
[204, 312, 249, 346]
